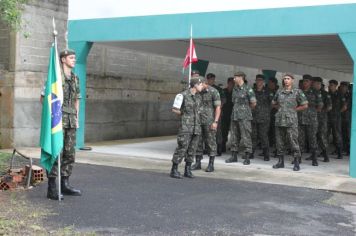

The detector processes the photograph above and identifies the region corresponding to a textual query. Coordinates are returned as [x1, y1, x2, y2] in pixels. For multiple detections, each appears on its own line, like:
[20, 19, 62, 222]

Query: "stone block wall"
[0, 0, 68, 147]
[0, 0, 263, 147]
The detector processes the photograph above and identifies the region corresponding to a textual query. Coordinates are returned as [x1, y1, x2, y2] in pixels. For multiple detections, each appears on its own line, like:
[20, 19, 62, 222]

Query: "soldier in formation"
[225, 72, 256, 165]
[328, 80, 346, 159]
[299, 75, 323, 166]
[313, 77, 332, 162]
[170, 71, 352, 178]
[251, 74, 272, 161]
[272, 74, 308, 171]
[221, 77, 234, 153]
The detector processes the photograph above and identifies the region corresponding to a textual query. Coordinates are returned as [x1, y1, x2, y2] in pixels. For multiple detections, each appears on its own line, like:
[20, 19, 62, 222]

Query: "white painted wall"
[69, 0, 356, 20]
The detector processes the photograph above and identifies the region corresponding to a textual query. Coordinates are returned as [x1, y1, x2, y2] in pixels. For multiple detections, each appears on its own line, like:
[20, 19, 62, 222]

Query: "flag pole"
[188, 25, 193, 88]
[52, 18, 62, 201]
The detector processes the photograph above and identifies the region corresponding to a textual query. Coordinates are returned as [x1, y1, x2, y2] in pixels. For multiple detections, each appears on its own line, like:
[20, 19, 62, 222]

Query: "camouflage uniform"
[172, 89, 201, 164]
[298, 88, 323, 154]
[211, 84, 225, 153]
[196, 86, 221, 156]
[221, 88, 233, 150]
[49, 72, 81, 177]
[230, 84, 256, 154]
[273, 88, 308, 158]
[317, 89, 332, 154]
[268, 89, 278, 149]
[341, 92, 351, 154]
[252, 87, 272, 153]
[328, 91, 344, 154]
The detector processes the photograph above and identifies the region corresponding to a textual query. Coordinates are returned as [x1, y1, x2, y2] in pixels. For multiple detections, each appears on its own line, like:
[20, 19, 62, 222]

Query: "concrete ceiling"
[99, 34, 353, 80]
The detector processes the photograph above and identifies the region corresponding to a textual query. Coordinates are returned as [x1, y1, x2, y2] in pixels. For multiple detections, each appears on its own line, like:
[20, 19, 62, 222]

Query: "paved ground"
[25, 163, 356, 236]
[10, 136, 356, 195]
[88, 137, 350, 176]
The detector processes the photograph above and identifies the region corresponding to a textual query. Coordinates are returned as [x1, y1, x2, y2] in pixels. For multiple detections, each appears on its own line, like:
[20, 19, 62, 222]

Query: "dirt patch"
[0, 191, 95, 235]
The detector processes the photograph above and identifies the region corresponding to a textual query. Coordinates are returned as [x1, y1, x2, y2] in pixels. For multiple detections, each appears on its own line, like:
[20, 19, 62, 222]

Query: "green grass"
[0, 193, 97, 235]
[0, 152, 12, 176]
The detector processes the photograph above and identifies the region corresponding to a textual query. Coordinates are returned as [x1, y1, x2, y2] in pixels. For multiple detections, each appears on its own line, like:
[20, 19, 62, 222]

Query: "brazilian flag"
[40, 44, 63, 172]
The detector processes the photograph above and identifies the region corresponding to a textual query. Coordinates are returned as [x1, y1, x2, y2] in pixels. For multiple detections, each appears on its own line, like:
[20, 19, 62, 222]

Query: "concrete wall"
[0, 0, 256, 147]
[0, 0, 271, 147]
[85, 45, 181, 141]
[84, 44, 264, 142]
[0, 21, 10, 71]
[1, 0, 68, 148]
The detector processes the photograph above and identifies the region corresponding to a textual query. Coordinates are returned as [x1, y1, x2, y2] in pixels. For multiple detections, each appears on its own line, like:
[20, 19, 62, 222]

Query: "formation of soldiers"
[170, 70, 352, 179]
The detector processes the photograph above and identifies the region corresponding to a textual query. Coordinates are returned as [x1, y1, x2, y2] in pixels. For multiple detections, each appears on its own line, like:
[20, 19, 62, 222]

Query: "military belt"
[62, 106, 77, 114]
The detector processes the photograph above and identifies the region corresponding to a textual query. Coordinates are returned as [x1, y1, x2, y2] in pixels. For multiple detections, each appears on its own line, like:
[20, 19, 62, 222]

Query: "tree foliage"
[0, 0, 28, 30]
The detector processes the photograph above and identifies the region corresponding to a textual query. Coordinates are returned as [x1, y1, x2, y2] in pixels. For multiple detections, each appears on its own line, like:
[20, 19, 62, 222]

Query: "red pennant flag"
[183, 38, 198, 68]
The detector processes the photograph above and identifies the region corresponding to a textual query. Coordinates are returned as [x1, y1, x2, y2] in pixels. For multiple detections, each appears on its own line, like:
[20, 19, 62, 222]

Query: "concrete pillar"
[68, 41, 93, 148]
[339, 33, 356, 177]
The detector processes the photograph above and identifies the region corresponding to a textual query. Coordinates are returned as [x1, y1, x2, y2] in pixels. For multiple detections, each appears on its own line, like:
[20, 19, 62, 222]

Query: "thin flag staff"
[183, 25, 198, 87]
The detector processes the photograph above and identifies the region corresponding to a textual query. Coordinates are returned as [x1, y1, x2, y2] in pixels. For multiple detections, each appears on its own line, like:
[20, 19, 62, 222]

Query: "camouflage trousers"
[341, 114, 350, 153]
[221, 117, 231, 146]
[298, 119, 318, 153]
[196, 124, 217, 156]
[328, 118, 343, 149]
[48, 128, 77, 178]
[172, 133, 200, 164]
[317, 115, 328, 151]
[252, 121, 270, 151]
[216, 120, 223, 147]
[275, 126, 301, 158]
[230, 120, 252, 154]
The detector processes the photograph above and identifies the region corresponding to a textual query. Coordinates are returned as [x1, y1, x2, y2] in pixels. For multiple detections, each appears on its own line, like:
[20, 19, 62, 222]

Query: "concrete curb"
[4, 143, 356, 195]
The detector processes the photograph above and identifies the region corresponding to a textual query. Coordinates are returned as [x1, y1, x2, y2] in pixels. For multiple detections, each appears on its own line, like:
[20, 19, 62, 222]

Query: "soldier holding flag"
[40, 22, 82, 199]
[40, 48, 82, 200]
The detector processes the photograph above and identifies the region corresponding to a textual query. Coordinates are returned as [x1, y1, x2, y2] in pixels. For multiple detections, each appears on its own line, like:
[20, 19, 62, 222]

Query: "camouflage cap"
[191, 70, 200, 75]
[190, 76, 203, 86]
[329, 79, 338, 85]
[59, 49, 76, 58]
[234, 71, 246, 78]
[268, 77, 278, 84]
[302, 74, 313, 81]
[206, 73, 216, 79]
[340, 81, 350, 86]
[255, 74, 265, 80]
[312, 77, 323, 83]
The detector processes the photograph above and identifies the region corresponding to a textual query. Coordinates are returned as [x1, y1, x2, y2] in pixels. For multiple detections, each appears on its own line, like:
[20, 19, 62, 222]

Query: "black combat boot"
[322, 150, 329, 162]
[337, 147, 343, 159]
[61, 176, 82, 196]
[47, 177, 63, 200]
[170, 163, 182, 179]
[217, 145, 222, 156]
[292, 154, 302, 164]
[311, 151, 318, 166]
[225, 151, 238, 163]
[205, 156, 215, 172]
[184, 162, 194, 178]
[243, 152, 250, 165]
[191, 155, 202, 170]
[263, 148, 270, 161]
[293, 157, 300, 171]
[273, 156, 284, 169]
